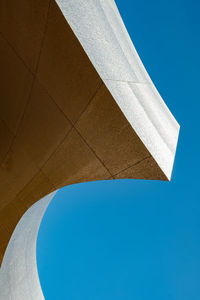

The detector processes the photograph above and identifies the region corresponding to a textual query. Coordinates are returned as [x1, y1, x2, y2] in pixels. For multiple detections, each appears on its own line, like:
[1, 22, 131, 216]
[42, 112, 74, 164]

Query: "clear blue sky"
[37, 0, 200, 299]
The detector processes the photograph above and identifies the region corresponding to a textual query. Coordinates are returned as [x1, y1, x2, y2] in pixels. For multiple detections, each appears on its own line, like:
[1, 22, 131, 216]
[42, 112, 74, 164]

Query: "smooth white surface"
[56, 0, 180, 179]
[0, 192, 56, 299]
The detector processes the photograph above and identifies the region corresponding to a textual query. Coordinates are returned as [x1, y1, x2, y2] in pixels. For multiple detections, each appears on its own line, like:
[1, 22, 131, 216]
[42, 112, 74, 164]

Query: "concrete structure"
[0, 0, 179, 298]
[0, 193, 56, 299]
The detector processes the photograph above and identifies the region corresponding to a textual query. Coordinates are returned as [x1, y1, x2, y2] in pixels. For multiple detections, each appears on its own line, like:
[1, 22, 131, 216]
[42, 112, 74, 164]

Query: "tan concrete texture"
[0, 0, 178, 266]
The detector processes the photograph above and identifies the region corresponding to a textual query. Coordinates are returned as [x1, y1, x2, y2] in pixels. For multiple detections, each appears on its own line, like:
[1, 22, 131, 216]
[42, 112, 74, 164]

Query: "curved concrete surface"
[0, 192, 56, 299]
[0, 0, 179, 294]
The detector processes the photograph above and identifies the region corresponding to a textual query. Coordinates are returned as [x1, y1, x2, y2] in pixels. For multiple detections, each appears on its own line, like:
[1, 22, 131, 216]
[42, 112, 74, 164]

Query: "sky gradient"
[37, 1, 200, 299]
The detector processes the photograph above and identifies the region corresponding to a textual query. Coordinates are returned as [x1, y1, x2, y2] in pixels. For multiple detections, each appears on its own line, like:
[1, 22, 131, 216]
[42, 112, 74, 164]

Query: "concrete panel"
[37, 0, 102, 124]
[16, 172, 55, 210]
[76, 84, 152, 176]
[0, 0, 50, 72]
[0, 35, 34, 134]
[15, 79, 72, 168]
[114, 156, 166, 181]
[0, 142, 39, 210]
[0, 120, 13, 165]
[0, 204, 26, 234]
[42, 128, 111, 188]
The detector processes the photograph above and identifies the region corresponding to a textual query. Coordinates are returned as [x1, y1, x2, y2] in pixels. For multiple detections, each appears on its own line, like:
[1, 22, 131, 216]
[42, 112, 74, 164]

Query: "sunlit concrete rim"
[0, 192, 57, 299]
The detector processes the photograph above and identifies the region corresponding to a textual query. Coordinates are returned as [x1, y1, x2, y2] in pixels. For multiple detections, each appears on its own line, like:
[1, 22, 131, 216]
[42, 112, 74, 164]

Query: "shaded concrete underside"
[0, 0, 168, 264]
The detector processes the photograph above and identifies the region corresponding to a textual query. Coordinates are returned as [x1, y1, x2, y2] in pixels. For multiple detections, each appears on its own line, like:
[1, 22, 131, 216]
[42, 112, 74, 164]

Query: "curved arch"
[0, 192, 57, 299]
[0, 0, 179, 296]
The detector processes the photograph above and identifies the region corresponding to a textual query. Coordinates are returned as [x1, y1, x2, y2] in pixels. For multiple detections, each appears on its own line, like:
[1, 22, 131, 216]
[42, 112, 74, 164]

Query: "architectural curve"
[0, 192, 56, 299]
[0, 0, 179, 296]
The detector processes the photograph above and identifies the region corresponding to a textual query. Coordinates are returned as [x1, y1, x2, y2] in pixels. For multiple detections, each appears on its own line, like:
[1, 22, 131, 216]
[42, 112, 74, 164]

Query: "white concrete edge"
[0, 191, 57, 300]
